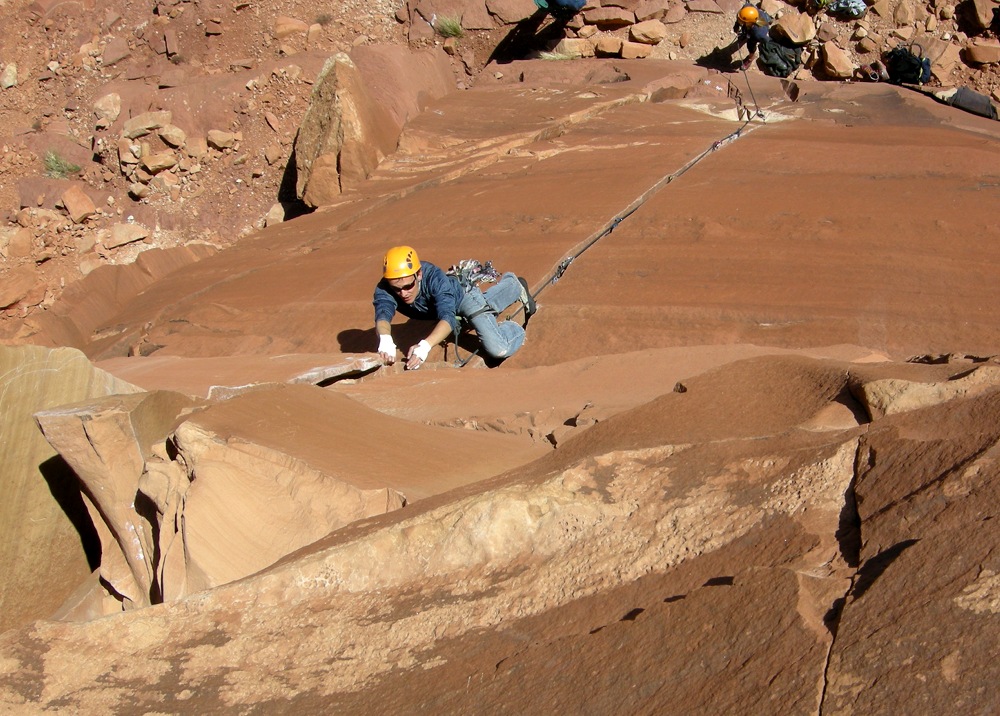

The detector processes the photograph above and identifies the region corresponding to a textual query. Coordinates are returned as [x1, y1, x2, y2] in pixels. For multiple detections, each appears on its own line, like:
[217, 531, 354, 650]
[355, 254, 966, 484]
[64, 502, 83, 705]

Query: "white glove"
[377, 334, 396, 363]
[411, 339, 431, 364]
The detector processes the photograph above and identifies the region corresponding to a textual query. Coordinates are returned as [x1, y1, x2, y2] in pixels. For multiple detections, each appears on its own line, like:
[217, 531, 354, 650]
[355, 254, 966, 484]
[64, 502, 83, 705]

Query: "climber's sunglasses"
[389, 277, 418, 294]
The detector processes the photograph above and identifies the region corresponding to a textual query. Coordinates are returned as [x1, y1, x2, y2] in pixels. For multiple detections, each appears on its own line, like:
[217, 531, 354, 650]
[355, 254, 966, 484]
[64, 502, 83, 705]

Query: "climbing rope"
[536, 82, 762, 300]
[449, 72, 767, 367]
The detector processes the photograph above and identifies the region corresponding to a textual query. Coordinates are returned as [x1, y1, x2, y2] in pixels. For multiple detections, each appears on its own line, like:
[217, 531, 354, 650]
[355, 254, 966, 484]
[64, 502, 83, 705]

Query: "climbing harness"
[445, 259, 505, 367]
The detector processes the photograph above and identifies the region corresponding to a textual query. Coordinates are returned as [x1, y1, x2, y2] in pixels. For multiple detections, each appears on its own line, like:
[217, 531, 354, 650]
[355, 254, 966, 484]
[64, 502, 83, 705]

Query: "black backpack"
[884, 44, 932, 85]
[758, 38, 802, 78]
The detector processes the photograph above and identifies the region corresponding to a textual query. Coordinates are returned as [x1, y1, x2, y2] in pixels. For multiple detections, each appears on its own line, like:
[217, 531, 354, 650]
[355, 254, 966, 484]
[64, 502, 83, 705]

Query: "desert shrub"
[43, 150, 81, 178]
[435, 16, 464, 38]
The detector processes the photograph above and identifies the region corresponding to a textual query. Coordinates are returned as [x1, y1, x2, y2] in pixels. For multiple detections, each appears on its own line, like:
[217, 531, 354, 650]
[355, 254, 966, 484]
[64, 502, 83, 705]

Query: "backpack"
[884, 44, 932, 85]
[758, 38, 802, 78]
[826, 0, 867, 18]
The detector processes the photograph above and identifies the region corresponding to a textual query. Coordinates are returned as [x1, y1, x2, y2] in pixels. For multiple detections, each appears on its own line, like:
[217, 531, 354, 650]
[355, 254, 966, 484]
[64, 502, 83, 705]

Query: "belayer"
[373, 246, 536, 370]
[731, 3, 773, 70]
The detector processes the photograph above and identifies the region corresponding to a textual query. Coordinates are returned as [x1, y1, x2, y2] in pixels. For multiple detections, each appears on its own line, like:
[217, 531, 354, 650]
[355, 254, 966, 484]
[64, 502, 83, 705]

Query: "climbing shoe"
[517, 277, 537, 318]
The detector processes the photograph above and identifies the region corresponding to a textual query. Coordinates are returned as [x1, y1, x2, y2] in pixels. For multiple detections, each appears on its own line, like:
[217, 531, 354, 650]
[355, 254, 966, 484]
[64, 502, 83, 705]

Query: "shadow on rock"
[39, 455, 101, 572]
[851, 539, 920, 600]
[339, 327, 379, 354]
[695, 43, 741, 72]
[277, 146, 314, 221]
[488, 10, 567, 65]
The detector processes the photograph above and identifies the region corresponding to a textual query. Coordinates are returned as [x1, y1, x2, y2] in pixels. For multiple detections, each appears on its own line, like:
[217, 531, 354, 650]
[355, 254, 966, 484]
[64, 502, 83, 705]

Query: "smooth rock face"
[0, 346, 142, 632]
[6, 355, 1000, 712]
[2, 52, 1000, 715]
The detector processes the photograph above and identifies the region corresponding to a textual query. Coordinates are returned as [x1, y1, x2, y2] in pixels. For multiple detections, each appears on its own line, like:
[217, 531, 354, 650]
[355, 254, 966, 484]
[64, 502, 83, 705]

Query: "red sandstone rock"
[0, 265, 37, 309]
[583, 6, 637, 26]
[61, 184, 97, 223]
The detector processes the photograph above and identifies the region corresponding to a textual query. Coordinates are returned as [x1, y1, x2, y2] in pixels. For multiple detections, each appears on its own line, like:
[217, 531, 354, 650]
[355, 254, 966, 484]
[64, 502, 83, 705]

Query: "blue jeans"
[458, 272, 526, 359]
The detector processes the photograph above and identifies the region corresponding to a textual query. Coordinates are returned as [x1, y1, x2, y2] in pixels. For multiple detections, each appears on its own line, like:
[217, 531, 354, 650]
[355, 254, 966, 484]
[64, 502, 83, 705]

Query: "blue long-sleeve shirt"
[373, 261, 466, 331]
[734, 9, 772, 54]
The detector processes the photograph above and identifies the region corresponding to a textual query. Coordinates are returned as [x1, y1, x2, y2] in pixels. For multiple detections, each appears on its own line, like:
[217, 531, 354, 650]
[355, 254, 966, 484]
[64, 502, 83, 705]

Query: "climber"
[373, 246, 536, 370]
[730, 3, 773, 70]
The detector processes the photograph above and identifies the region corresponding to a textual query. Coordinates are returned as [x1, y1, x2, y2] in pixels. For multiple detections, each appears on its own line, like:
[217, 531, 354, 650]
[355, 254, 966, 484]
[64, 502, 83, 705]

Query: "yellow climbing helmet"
[383, 246, 421, 279]
[737, 5, 759, 25]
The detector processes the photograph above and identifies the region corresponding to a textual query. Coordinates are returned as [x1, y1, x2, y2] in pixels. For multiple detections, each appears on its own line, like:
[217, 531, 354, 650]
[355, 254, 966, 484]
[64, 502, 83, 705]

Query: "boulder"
[869, 0, 891, 16]
[206, 129, 237, 149]
[663, 3, 687, 21]
[594, 35, 625, 55]
[856, 36, 880, 53]
[630, 18, 669, 43]
[821, 40, 855, 77]
[552, 37, 598, 56]
[141, 152, 178, 173]
[816, 21, 839, 42]
[93, 92, 121, 129]
[966, 39, 1000, 64]
[122, 110, 171, 139]
[486, 0, 539, 23]
[106, 222, 150, 249]
[100, 37, 130, 66]
[622, 40, 655, 57]
[294, 52, 407, 207]
[0, 265, 37, 309]
[774, 11, 817, 44]
[0, 226, 33, 259]
[583, 7, 637, 26]
[920, 36, 963, 75]
[968, 0, 997, 30]
[274, 16, 310, 39]
[635, 0, 671, 19]
[61, 184, 97, 223]
[893, 0, 916, 24]
[0, 62, 16, 88]
[462, 0, 497, 29]
[685, 0, 724, 12]
[158, 124, 186, 147]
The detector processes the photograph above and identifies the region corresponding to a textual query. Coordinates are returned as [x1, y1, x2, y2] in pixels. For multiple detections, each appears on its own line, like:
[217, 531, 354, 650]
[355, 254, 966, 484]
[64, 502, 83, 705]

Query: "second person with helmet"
[373, 246, 536, 370]
[731, 3, 773, 70]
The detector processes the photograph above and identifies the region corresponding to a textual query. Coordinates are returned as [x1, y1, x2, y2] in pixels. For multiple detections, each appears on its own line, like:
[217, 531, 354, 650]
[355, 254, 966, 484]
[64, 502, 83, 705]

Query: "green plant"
[43, 150, 81, 179]
[435, 16, 464, 38]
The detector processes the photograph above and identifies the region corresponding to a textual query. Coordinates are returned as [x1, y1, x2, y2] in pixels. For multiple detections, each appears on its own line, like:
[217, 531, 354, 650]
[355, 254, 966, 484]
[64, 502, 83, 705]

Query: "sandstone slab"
[0, 346, 141, 632]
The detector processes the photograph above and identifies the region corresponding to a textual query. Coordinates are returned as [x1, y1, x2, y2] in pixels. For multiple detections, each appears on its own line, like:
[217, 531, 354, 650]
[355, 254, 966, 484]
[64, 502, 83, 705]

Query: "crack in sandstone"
[817, 433, 867, 715]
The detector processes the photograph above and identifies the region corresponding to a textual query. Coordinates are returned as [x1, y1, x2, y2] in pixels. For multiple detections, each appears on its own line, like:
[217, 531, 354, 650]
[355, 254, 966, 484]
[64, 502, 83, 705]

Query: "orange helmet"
[383, 246, 421, 279]
[737, 5, 759, 25]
